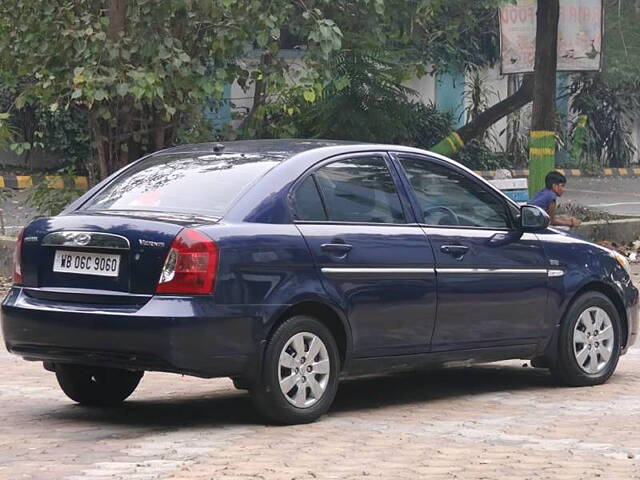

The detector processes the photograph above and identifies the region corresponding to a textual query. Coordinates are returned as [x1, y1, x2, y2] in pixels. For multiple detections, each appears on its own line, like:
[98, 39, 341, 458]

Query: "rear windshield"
[82, 153, 282, 217]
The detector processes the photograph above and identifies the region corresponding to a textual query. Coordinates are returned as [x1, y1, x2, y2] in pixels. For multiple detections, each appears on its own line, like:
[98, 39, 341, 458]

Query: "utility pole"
[528, 0, 560, 196]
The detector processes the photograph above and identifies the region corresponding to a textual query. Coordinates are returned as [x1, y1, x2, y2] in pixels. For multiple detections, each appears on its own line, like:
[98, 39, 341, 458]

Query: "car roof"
[160, 139, 433, 160]
[160, 139, 357, 158]
[158, 138, 516, 206]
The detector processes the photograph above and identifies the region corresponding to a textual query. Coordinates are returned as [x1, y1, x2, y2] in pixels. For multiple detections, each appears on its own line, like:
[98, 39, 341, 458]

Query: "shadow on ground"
[45, 364, 556, 428]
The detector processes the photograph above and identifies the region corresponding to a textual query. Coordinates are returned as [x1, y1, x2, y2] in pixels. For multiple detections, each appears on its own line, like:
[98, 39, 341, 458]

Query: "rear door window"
[293, 175, 328, 221]
[301, 156, 405, 224]
[83, 153, 281, 217]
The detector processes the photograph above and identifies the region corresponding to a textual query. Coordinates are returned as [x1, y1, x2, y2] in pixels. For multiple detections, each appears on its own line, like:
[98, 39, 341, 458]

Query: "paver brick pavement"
[3, 267, 640, 479]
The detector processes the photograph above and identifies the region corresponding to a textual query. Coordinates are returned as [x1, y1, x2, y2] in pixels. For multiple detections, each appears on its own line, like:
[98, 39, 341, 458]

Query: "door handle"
[321, 243, 353, 253]
[440, 245, 469, 258]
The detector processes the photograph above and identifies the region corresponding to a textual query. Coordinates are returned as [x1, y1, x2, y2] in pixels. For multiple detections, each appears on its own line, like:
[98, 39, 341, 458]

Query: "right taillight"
[13, 227, 25, 285]
[156, 228, 218, 295]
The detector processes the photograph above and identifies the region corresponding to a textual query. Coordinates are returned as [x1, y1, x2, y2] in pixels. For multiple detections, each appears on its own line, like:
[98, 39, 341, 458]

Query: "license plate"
[53, 250, 121, 277]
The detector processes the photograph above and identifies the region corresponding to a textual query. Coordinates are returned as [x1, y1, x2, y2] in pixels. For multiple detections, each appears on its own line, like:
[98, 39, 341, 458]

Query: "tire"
[251, 315, 340, 425]
[550, 292, 622, 387]
[55, 364, 143, 406]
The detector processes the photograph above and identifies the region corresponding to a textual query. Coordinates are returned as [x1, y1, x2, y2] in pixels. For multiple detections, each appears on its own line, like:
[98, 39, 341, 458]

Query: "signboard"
[500, 0, 603, 74]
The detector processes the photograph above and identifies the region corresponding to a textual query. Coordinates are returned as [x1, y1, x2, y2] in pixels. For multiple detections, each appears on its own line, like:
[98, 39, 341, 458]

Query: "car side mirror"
[519, 205, 550, 231]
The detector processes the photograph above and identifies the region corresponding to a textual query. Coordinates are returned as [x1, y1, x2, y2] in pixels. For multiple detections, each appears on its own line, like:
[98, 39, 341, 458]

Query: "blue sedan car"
[2, 140, 638, 424]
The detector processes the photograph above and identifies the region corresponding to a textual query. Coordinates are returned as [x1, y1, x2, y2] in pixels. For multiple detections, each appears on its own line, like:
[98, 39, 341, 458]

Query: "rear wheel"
[251, 315, 340, 424]
[55, 364, 143, 406]
[550, 292, 621, 386]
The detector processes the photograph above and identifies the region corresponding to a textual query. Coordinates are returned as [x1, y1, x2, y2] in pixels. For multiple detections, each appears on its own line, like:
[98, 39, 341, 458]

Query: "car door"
[291, 153, 437, 357]
[394, 153, 549, 351]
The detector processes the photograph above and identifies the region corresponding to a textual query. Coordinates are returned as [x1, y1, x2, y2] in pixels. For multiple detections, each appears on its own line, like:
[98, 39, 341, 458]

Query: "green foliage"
[5, 107, 90, 172]
[0, 0, 349, 176]
[453, 139, 511, 171]
[0, 0, 511, 176]
[570, 73, 638, 168]
[276, 51, 453, 147]
[25, 168, 83, 216]
[0, 112, 15, 150]
[602, 0, 640, 85]
[289, 51, 418, 142]
[464, 70, 498, 124]
[405, 103, 455, 150]
[313, 0, 506, 73]
[564, 1, 640, 169]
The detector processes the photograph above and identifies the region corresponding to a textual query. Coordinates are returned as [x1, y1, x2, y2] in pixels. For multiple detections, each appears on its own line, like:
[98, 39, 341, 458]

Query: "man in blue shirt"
[529, 171, 581, 228]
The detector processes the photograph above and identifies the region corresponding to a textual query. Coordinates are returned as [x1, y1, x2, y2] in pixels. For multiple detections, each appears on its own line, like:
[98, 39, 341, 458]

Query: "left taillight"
[13, 227, 25, 285]
[156, 228, 219, 295]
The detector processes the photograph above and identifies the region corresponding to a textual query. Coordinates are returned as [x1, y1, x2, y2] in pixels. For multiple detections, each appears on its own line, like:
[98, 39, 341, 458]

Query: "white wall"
[406, 74, 437, 105]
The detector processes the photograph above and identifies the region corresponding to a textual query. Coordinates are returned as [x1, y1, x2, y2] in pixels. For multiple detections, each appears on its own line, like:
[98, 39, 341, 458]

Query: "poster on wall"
[500, 0, 603, 74]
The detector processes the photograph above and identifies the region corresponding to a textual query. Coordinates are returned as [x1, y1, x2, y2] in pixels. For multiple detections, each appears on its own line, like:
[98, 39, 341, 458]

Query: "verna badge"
[74, 233, 91, 246]
[138, 239, 165, 248]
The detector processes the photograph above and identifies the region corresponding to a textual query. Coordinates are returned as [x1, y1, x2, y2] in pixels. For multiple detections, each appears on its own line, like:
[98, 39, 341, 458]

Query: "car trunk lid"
[20, 212, 217, 297]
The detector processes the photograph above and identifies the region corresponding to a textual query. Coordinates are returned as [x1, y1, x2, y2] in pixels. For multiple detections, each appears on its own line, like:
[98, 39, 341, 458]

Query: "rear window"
[82, 153, 281, 217]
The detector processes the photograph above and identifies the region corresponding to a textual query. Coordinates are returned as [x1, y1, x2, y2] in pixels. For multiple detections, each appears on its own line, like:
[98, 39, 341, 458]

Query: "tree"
[244, 0, 511, 141]
[568, 0, 640, 169]
[431, 74, 534, 156]
[528, 0, 559, 195]
[0, 0, 511, 179]
[0, 0, 346, 179]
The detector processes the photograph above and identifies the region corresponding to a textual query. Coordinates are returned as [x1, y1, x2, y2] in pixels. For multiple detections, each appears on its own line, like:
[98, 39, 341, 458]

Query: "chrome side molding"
[42, 231, 131, 250]
[547, 269, 565, 277]
[321, 267, 564, 277]
[321, 268, 435, 277]
[437, 268, 548, 275]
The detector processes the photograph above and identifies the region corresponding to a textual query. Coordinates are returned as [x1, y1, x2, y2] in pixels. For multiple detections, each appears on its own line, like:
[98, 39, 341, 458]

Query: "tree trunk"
[528, 0, 560, 195]
[431, 75, 534, 157]
[458, 74, 534, 143]
[107, 0, 126, 41]
[89, 0, 127, 179]
[154, 125, 165, 151]
[238, 52, 272, 134]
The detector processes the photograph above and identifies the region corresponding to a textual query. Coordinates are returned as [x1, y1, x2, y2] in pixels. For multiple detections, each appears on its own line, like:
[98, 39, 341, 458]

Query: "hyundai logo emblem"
[74, 233, 91, 246]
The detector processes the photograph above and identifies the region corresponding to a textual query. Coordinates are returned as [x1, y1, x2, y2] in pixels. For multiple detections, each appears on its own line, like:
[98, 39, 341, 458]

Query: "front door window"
[399, 157, 511, 229]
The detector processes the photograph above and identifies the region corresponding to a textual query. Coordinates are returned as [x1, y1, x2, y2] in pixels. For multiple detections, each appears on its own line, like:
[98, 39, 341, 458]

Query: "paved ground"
[2, 267, 640, 479]
[564, 177, 640, 217]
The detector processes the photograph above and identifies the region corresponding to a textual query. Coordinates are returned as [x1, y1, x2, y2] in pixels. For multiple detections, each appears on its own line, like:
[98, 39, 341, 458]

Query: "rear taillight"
[156, 228, 218, 295]
[13, 227, 25, 285]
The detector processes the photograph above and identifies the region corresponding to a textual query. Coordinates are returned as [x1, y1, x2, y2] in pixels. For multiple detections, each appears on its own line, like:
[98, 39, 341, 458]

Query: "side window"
[293, 175, 327, 221]
[399, 156, 510, 229]
[311, 156, 405, 224]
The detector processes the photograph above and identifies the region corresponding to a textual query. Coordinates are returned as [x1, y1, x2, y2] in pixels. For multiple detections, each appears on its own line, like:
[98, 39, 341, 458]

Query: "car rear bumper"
[1, 287, 281, 378]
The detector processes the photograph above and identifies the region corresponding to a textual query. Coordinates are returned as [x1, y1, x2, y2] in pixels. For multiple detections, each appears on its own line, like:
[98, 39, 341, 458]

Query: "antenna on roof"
[212, 143, 225, 153]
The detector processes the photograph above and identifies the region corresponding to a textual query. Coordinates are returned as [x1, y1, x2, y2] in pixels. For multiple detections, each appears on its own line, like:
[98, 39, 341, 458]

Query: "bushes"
[569, 74, 639, 169]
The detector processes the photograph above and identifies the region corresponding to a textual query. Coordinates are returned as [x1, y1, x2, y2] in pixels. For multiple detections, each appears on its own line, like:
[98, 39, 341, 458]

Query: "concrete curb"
[0, 175, 89, 190]
[573, 218, 640, 245]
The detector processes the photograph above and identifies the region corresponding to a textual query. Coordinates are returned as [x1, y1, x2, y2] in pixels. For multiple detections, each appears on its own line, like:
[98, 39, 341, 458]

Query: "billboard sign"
[500, 0, 603, 74]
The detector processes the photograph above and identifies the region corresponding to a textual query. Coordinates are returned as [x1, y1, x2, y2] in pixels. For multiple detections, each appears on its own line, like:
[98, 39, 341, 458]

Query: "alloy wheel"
[278, 332, 331, 408]
[572, 306, 615, 374]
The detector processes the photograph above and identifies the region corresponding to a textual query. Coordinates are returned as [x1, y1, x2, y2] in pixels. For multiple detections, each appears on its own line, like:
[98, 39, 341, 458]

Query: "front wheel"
[251, 315, 340, 424]
[550, 292, 621, 386]
[55, 364, 143, 406]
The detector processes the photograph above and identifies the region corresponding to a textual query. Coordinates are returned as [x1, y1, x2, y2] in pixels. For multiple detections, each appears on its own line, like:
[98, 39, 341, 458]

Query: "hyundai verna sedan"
[2, 140, 638, 424]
